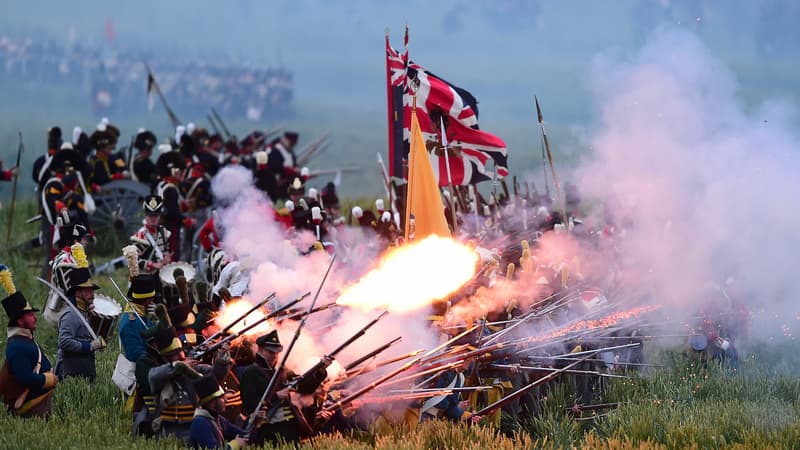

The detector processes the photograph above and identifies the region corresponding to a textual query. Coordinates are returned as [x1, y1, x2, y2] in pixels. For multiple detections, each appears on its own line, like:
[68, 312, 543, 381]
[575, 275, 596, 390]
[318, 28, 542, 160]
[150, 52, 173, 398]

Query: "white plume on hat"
[351, 206, 363, 218]
[285, 200, 295, 212]
[175, 125, 186, 143]
[308, 188, 318, 199]
[255, 151, 267, 165]
[375, 199, 384, 211]
[158, 143, 173, 154]
[300, 167, 309, 177]
[72, 126, 82, 145]
[60, 142, 73, 151]
[381, 211, 391, 222]
[186, 122, 196, 134]
[311, 206, 323, 221]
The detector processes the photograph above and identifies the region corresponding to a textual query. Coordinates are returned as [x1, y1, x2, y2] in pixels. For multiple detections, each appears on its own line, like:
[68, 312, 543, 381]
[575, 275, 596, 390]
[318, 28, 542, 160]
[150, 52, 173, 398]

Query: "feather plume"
[122, 245, 140, 278]
[71, 243, 89, 269]
[0, 268, 16, 295]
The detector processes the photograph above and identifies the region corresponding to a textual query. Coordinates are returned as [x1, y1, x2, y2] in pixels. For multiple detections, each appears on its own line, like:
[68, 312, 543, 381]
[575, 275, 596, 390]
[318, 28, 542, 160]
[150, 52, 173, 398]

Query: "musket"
[535, 96, 567, 223]
[206, 113, 222, 136]
[36, 277, 98, 341]
[490, 364, 631, 379]
[473, 348, 604, 417]
[210, 107, 232, 140]
[358, 390, 452, 404]
[379, 359, 466, 389]
[344, 336, 402, 371]
[191, 293, 305, 360]
[343, 348, 425, 378]
[107, 276, 146, 327]
[244, 254, 336, 435]
[296, 134, 330, 166]
[323, 353, 424, 414]
[201, 292, 279, 345]
[288, 310, 388, 394]
[5, 132, 23, 247]
[274, 300, 338, 323]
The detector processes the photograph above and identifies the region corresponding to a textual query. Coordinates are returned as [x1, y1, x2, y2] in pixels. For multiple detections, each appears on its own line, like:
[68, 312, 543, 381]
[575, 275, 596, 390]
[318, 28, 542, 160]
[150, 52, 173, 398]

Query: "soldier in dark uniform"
[130, 195, 172, 276]
[156, 150, 191, 262]
[240, 330, 313, 447]
[267, 131, 300, 201]
[0, 267, 58, 418]
[191, 128, 221, 177]
[132, 129, 158, 187]
[188, 375, 248, 449]
[252, 150, 278, 202]
[32, 126, 62, 188]
[168, 302, 200, 350]
[148, 324, 232, 444]
[89, 127, 127, 189]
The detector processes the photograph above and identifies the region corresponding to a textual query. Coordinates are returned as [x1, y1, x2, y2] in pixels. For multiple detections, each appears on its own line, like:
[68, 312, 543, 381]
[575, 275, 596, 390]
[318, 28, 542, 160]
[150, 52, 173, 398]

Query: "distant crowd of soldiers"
[0, 34, 292, 120]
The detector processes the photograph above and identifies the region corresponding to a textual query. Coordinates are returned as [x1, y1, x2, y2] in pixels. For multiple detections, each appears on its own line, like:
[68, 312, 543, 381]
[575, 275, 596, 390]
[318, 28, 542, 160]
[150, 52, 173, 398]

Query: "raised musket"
[5, 132, 23, 247]
[244, 254, 336, 435]
[288, 310, 389, 395]
[344, 336, 402, 371]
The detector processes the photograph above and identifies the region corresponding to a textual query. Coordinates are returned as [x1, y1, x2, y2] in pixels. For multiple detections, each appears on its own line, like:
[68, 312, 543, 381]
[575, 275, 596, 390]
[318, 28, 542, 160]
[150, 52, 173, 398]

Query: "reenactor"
[130, 196, 172, 275]
[0, 267, 58, 418]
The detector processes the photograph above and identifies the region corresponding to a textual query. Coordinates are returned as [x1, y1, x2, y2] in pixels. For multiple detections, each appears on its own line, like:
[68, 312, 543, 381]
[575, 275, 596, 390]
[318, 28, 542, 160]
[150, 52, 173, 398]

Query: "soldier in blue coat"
[119, 275, 156, 363]
[189, 374, 248, 450]
[1, 267, 58, 418]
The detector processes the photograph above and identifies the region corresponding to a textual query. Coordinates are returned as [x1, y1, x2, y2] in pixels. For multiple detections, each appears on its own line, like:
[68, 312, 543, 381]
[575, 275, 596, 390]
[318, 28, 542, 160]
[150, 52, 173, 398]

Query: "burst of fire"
[531, 304, 662, 344]
[215, 298, 273, 336]
[337, 236, 479, 313]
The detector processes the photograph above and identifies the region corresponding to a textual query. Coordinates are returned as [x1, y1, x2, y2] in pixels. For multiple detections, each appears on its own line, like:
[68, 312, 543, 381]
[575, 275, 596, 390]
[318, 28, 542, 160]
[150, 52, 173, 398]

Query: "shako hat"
[143, 195, 164, 215]
[255, 329, 283, 352]
[194, 375, 225, 405]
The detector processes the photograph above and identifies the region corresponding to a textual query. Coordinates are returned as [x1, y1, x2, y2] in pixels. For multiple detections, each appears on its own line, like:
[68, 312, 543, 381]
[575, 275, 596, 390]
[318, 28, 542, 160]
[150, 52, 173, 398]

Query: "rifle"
[472, 348, 604, 417]
[190, 293, 304, 360]
[210, 107, 232, 141]
[5, 132, 23, 247]
[206, 113, 221, 136]
[274, 301, 338, 323]
[377, 153, 400, 218]
[344, 336, 401, 371]
[203, 292, 278, 345]
[289, 310, 388, 395]
[244, 254, 336, 435]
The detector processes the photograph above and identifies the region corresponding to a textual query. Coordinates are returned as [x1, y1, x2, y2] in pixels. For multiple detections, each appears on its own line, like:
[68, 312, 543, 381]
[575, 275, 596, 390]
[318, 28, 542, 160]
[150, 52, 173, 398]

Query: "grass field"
[2, 200, 799, 449]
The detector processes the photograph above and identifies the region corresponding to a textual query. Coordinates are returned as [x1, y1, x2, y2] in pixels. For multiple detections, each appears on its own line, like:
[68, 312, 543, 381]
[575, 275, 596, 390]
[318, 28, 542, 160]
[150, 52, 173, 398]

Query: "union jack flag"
[386, 28, 508, 185]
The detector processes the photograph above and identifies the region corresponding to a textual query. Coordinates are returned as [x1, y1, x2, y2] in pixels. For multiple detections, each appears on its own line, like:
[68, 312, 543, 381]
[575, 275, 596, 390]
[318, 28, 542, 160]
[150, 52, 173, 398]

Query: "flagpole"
[403, 95, 418, 241]
[440, 117, 459, 236]
[146, 63, 181, 127]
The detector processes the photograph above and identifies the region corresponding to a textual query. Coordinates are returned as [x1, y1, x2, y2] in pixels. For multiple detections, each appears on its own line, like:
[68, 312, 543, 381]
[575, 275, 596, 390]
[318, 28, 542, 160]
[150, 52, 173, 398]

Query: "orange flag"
[404, 104, 451, 241]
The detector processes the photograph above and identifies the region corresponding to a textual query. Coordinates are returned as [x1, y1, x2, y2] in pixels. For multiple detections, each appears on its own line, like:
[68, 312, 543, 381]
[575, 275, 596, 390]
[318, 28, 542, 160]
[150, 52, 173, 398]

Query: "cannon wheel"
[90, 180, 151, 237]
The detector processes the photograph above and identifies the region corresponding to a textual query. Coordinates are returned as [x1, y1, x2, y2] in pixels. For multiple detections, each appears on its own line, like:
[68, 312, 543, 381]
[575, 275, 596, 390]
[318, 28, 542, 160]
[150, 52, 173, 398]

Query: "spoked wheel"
[90, 180, 151, 237]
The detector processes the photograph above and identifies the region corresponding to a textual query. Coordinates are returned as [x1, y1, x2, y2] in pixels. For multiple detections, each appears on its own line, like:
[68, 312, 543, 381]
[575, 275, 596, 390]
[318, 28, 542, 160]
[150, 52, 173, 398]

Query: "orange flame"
[533, 304, 662, 343]
[337, 236, 479, 313]
[215, 298, 273, 336]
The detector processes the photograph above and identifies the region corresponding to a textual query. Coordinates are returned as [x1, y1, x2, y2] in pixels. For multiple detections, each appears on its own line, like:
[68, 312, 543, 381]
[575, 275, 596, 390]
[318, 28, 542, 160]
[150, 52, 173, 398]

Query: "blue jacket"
[5, 331, 54, 401]
[427, 370, 467, 422]
[118, 311, 152, 362]
[189, 408, 245, 449]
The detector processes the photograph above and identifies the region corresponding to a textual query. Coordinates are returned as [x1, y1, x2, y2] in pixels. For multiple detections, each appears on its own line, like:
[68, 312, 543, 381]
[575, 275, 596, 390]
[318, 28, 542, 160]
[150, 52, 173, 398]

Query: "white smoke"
[572, 27, 800, 344]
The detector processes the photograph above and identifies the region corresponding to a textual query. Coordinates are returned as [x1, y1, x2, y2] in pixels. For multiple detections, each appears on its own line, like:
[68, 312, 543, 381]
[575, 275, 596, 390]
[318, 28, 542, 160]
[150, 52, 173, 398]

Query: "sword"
[35, 277, 98, 341]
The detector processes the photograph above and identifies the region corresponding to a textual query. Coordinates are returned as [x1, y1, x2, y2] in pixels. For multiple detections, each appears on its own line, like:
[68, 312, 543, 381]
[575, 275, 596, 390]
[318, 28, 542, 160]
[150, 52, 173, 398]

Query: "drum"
[160, 262, 196, 286]
[90, 294, 122, 341]
[690, 334, 708, 351]
[43, 291, 65, 326]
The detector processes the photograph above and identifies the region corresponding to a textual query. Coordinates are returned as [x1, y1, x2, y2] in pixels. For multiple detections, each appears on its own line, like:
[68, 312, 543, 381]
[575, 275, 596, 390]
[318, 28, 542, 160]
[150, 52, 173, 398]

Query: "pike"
[146, 64, 181, 127]
[245, 254, 336, 435]
[210, 107, 232, 140]
[5, 132, 23, 247]
[440, 116, 458, 234]
[287, 310, 389, 393]
[344, 336, 402, 371]
[35, 277, 98, 341]
[535, 96, 567, 223]
[473, 348, 605, 417]
[377, 153, 400, 217]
